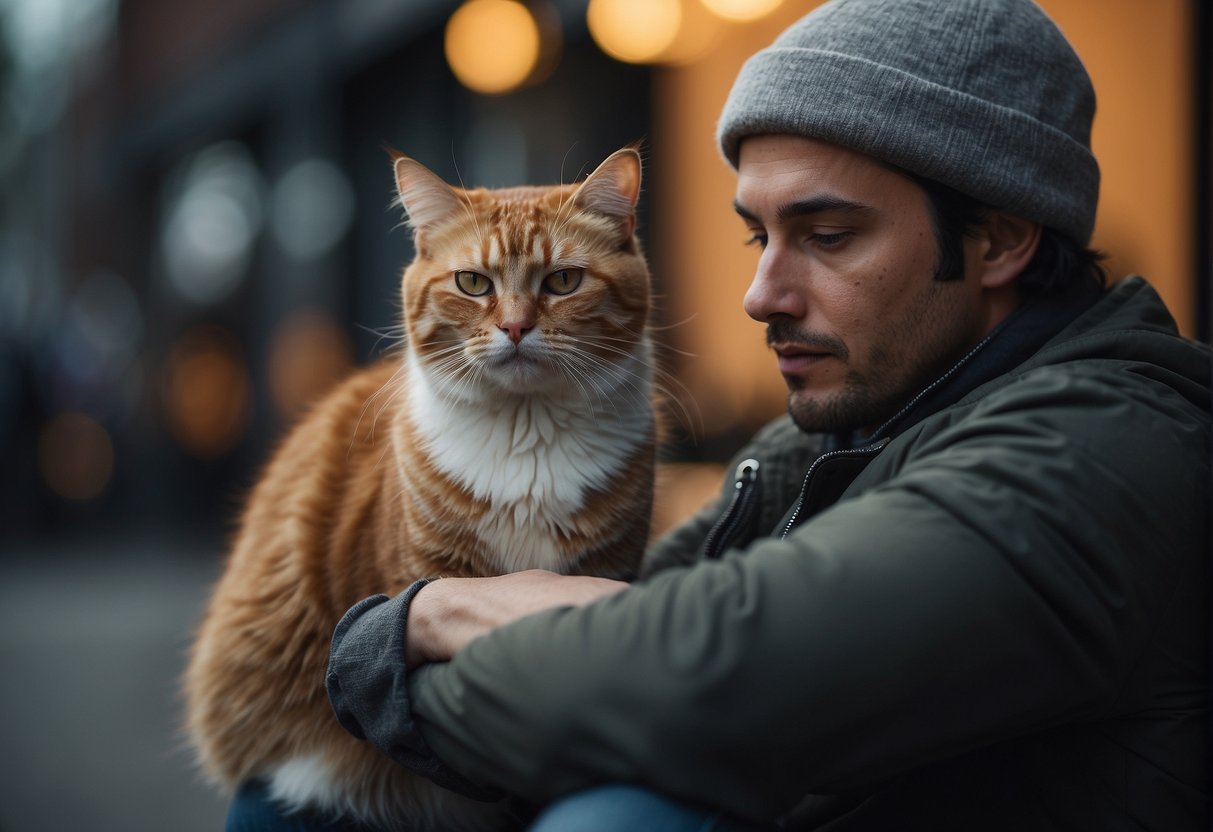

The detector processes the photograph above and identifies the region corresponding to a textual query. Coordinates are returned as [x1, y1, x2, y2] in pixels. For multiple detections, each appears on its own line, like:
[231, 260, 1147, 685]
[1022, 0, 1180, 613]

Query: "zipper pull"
[702, 458, 762, 561]
[734, 458, 759, 488]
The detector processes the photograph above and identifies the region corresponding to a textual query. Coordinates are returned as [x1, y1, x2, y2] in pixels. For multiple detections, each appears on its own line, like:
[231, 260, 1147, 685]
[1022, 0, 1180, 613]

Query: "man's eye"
[745, 233, 768, 249]
[811, 231, 852, 249]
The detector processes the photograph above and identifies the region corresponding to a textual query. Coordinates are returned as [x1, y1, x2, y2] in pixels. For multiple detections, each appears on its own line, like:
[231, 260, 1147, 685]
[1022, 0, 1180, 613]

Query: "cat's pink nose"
[499, 320, 534, 344]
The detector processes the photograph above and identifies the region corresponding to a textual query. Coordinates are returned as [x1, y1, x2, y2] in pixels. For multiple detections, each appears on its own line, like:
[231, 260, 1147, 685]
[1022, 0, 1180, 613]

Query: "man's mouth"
[772, 343, 834, 374]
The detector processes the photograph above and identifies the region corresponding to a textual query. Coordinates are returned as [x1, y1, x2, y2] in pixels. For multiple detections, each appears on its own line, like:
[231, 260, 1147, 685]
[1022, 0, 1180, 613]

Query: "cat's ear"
[573, 147, 641, 240]
[389, 150, 463, 234]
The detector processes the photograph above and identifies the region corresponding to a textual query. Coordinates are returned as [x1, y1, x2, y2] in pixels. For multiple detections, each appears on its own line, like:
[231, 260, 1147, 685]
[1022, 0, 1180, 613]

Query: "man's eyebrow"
[732, 196, 874, 224]
[776, 196, 874, 223]
[733, 200, 759, 222]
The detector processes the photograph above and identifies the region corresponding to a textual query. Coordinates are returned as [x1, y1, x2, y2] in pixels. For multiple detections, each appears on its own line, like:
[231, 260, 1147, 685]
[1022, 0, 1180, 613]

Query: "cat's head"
[391, 147, 651, 401]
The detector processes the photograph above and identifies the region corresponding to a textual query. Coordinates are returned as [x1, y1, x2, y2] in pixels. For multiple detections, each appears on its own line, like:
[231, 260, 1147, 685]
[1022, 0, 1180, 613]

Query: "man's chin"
[787, 389, 868, 435]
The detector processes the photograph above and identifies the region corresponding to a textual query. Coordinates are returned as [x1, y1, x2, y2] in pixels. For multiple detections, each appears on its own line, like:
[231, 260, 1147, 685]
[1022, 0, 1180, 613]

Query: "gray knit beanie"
[717, 0, 1099, 244]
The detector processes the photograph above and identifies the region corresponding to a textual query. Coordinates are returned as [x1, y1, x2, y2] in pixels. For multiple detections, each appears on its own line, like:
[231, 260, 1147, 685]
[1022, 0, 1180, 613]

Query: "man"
[323, 0, 1211, 829]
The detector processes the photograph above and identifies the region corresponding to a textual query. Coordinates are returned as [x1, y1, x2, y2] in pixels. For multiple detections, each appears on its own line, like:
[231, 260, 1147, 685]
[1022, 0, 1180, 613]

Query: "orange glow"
[700, 0, 785, 23]
[651, 462, 726, 539]
[588, 0, 682, 64]
[161, 326, 251, 458]
[656, 0, 724, 65]
[267, 310, 353, 421]
[1037, 0, 1193, 333]
[38, 411, 115, 501]
[445, 0, 542, 95]
[589, 0, 727, 66]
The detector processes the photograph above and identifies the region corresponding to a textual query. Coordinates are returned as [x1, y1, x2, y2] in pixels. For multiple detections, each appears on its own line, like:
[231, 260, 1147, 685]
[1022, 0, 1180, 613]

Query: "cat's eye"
[455, 271, 492, 296]
[543, 268, 583, 296]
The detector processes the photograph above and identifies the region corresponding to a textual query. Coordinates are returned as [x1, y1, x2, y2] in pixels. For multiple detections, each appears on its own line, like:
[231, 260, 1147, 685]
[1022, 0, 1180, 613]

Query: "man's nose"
[743, 248, 807, 322]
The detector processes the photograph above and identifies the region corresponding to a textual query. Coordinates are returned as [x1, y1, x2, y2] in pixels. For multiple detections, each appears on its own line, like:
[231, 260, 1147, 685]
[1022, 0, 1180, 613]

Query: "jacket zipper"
[777, 329, 1002, 540]
[779, 441, 889, 539]
[866, 325, 1000, 441]
[702, 458, 760, 560]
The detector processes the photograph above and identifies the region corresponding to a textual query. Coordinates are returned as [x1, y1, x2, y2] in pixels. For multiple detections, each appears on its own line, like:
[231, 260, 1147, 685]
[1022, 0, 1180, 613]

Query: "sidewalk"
[0, 536, 228, 832]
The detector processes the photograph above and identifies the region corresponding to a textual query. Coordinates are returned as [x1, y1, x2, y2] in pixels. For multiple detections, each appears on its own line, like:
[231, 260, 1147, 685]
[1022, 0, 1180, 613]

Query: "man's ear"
[974, 211, 1042, 288]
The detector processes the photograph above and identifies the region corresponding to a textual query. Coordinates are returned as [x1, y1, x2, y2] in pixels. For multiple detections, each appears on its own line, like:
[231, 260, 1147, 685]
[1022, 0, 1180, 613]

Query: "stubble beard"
[779, 281, 970, 436]
[768, 321, 905, 435]
[785, 366, 900, 436]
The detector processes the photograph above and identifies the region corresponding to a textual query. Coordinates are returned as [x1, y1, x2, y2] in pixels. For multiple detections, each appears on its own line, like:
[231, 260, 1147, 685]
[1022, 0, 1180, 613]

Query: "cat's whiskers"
[550, 343, 650, 415]
[579, 331, 701, 432]
[548, 153, 586, 237]
[548, 164, 593, 242]
[646, 313, 700, 341]
[369, 378, 411, 447]
[447, 358, 486, 405]
[550, 350, 625, 421]
[550, 357, 599, 411]
[426, 349, 488, 405]
[546, 191, 575, 244]
[356, 322, 409, 353]
[557, 335, 699, 434]
[351, 364, 409, 455]
[449, 157, 487, 251]
[387, 341, 476, 410]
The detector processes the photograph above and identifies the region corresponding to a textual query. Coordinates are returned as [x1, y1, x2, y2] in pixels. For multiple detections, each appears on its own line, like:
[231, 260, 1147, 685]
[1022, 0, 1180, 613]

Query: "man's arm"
[390, 370, 1207, 820]
[405, 570, 628, 668]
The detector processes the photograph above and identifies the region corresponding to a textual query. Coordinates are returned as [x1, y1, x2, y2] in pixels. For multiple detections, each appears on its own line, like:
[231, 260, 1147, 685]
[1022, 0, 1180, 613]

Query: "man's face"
[735, 134, 989, 435]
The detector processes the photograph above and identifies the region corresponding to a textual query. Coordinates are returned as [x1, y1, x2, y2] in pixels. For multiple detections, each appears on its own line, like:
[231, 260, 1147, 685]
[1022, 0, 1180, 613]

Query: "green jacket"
[328, 277, 1210, 830]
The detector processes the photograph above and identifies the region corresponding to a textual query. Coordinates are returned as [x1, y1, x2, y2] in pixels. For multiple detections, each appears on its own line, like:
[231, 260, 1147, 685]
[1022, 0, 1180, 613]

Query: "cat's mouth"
[490, 348, 542, 368]
[484, 347, 556, 389]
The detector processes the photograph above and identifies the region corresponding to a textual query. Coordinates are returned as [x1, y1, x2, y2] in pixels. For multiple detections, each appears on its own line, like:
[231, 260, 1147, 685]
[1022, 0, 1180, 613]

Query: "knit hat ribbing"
[717, 0, 1100, 244]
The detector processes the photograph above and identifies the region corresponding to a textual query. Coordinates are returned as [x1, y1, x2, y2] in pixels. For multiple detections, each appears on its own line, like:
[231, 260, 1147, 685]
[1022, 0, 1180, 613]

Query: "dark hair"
[898, 168, 1106, 294]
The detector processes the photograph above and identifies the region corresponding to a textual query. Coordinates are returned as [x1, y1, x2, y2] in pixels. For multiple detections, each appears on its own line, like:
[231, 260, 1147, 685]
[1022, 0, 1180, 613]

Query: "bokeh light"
[69, 270, 141, 364]
[444, 0, 543, 95]
[160, 141, 264, 306]
[0, 225, 62, 341]
[38, 411, 114, 500]
[698, 0, 785, 23]
[587, 0, 682, 64]
[654, 0, 724, 65]
[160, 326, 251, 458]
[267, 310, 353, 421]
[269, 158, 355, 262]
[52, 271, 144, 424]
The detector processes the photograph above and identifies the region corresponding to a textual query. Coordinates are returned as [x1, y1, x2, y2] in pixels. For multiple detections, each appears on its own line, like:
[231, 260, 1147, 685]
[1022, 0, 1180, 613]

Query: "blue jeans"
[527, 784, 778, 832]
[225, 780, 775, 832]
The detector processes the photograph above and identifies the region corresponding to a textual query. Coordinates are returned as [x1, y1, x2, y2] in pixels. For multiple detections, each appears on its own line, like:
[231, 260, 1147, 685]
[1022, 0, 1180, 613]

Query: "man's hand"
[405, 570, 628, 669]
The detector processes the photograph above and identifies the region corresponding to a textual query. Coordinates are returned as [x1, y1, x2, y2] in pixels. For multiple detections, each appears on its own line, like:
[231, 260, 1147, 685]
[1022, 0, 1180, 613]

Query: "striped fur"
[184, 149, 656, 830]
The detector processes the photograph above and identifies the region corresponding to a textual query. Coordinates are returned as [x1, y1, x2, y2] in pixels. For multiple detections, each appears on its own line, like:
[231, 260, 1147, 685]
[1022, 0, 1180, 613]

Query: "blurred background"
[0, 0, 1207, 830]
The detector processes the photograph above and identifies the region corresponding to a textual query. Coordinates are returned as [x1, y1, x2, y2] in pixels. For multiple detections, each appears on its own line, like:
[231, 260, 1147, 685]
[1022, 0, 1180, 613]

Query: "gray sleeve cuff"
[325, 579, 504, 801]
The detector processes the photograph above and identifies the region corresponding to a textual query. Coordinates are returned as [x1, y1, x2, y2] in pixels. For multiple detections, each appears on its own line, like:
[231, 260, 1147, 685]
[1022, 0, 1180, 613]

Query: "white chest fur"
[403, 351, 652, 572]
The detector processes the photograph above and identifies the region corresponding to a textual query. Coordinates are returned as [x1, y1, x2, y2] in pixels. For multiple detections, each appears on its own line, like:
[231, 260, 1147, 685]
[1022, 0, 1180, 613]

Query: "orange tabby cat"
[184, 146, 655, 830]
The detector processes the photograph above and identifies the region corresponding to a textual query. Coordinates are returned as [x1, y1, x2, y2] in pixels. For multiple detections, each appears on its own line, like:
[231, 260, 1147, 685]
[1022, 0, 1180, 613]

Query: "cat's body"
[184, 148, 655, 830]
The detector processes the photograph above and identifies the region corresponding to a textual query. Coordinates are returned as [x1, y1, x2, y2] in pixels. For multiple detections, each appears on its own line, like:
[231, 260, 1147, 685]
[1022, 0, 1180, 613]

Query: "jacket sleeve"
[403, 367, 1209, 820]
[325, 581, 504, 800]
